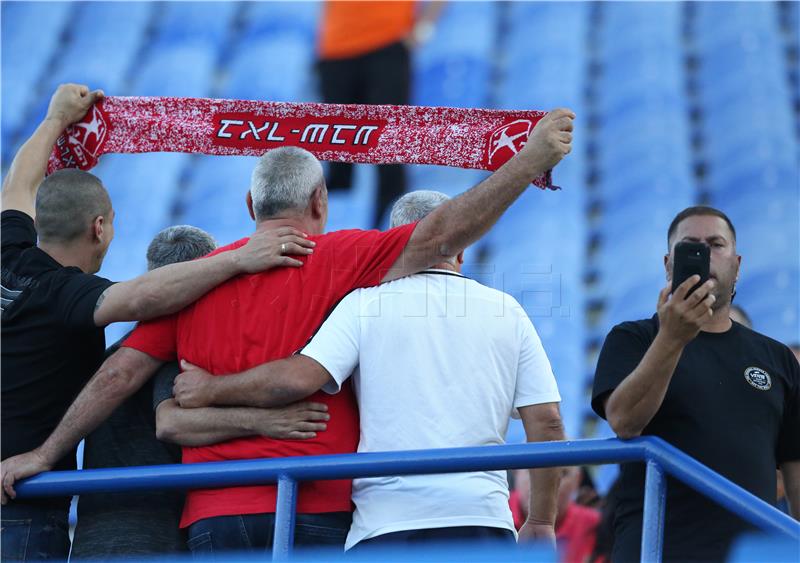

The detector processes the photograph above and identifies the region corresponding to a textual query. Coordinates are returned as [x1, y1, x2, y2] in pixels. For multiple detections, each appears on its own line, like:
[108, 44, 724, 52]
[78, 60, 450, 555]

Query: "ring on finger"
[280, 243, 286, 254]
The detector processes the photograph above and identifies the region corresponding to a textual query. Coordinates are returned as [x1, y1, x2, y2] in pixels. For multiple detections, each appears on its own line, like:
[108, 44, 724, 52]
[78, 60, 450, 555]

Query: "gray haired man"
[72, 225, 329, 559]
[174, 191, 567, 550]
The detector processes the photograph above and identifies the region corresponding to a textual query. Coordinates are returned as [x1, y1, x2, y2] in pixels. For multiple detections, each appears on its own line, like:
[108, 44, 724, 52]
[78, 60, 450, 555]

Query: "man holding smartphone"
[591, 206, 799, 562]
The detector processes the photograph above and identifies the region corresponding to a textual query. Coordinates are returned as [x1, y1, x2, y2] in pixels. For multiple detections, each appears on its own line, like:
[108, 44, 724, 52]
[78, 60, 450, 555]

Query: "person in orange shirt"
[317, 0, 444, 228]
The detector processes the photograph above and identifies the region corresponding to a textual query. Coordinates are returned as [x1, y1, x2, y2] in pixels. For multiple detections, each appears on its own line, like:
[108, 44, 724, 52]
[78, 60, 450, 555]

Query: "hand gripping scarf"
[47, 97, 555, 189]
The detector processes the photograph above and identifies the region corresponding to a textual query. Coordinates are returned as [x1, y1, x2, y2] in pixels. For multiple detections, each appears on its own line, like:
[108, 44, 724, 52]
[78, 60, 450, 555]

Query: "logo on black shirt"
[744, 367, 771, 391]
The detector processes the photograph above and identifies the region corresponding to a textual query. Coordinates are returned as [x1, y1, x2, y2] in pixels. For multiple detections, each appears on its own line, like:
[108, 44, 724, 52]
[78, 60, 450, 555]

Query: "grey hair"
[390, 190, 456, 264]
[250, 147, 324, 220]
[146, 225, 217, 270]
[390, 190, 450, 228]
[35, 169, 112, 243]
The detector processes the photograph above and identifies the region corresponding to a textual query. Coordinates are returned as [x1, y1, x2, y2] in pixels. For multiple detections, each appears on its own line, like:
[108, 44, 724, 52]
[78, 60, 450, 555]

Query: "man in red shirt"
[511, 467, 601, 563]
[2, 108, 574, 553]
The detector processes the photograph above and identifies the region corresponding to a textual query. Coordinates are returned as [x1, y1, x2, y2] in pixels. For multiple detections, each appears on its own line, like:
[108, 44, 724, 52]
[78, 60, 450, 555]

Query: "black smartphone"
[671, 241, 710, 295]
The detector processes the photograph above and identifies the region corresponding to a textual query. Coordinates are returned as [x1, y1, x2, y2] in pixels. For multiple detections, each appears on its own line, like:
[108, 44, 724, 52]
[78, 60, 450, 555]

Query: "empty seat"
[134, 42, 217, 97]
[243, 1, 321, 41]
[1, 2, 73, 134]
[222, 35, 314, 102]
[157, 2, 237, 46]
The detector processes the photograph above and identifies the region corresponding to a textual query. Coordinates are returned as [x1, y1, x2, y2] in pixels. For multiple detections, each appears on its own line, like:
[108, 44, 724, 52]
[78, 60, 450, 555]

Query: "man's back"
[303, 270, 561, 548]
[124, 224, 416, 528]
[1, 211, 112, 478]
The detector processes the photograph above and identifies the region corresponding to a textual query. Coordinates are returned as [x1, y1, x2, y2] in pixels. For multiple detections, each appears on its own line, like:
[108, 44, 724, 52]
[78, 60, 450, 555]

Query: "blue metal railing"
[15, 437, 800, 561]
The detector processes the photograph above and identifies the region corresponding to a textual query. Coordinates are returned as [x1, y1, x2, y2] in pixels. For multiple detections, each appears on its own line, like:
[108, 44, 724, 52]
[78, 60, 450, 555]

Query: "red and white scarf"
[47, 97, 554, 189]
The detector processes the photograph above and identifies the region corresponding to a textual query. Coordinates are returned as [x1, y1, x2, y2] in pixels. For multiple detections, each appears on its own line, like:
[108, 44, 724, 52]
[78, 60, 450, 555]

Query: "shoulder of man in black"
[1, 209, 37, 251]
[1, 209, 114, 329]
[591, 315, 659, 419]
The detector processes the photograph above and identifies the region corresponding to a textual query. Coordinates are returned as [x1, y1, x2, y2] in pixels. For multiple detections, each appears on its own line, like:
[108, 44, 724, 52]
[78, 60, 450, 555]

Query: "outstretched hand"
[521, 108, 575, 172]
[46, 83, 105, 128]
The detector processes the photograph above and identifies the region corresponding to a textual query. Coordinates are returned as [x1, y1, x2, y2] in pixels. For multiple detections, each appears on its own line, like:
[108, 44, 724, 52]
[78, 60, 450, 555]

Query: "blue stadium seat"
[243, 1, 321, 41]
[157, 2, 238, 45]
[1, 2, 73, 134]
[412, 2, 497, 108]
[706, 157, 799, 209]
[596, 128, 693, 189]
[694, 2, 780, 52]
[408, 165, 485, 199]
[498, 57, 585, 111]
[506, 2, 588, 53]
[414, 56, 492, 108]
[324, 190, 372, 234]
[601, 271, 665, 335]
[133, 42, 217, 97]
[222, 35, 314, 102]
[44, 3, 153, 94]
[737, 267, 800, 344]
[421, 2, 497, 61]
[180, 156, 259, 242]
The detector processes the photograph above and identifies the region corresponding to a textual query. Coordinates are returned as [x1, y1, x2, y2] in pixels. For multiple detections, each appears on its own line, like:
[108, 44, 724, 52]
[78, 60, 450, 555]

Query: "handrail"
[14, 437, 800, 561]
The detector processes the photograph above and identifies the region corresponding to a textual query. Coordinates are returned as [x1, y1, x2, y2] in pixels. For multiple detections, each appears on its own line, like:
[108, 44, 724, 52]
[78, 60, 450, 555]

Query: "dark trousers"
[353, 526, 516, 550]
[0, 502, 70, 562]
[318, 41, 410, 228]
[186, 511, 351, 557]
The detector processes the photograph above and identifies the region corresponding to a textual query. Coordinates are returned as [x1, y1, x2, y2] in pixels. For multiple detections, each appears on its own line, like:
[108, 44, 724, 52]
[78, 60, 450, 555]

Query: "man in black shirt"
[592, 206, 800, 562]
[71, 225, 329, 559]
[1, 84, 315, 561]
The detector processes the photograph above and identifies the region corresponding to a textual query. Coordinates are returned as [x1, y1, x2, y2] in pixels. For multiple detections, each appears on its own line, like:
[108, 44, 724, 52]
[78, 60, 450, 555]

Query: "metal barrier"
[15, 437, 800, 562]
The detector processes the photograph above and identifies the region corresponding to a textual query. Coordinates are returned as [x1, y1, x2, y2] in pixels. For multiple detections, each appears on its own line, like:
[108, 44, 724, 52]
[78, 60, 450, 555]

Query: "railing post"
[272, 475, 298, 561]
[641, 459, 667, 563]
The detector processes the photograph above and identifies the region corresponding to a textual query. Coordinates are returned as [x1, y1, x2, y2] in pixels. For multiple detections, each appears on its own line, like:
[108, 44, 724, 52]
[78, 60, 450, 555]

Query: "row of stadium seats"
[2, 3, 797, 454]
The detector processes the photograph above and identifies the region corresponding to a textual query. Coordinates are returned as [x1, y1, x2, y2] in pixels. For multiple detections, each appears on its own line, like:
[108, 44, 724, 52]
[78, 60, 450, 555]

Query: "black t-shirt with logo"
[592, 315, 800, 563]
[1, 210, 114, 507]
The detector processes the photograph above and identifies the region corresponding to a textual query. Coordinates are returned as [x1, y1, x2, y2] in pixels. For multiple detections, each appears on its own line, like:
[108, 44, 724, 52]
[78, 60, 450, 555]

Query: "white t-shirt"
[301, 270, 561, 549]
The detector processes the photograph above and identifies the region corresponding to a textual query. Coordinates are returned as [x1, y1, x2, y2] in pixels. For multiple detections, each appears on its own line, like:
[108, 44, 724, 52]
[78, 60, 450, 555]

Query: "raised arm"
[1, 84, 103, 217]
[1, 347, 163, 503]
[517, 402, 565, 545]
[381, 108, 574, 282]
[154, 399, 329, 446]
[172, 355, 333, 409]
[604, 277, 715, 438]
[93, 227, 315, 326]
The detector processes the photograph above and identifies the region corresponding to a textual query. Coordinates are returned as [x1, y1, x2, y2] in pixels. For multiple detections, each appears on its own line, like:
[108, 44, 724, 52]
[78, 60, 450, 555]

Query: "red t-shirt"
[509, 494, 601, 563]
[124, 224, 416, 528]
[556, 503, 601, 563]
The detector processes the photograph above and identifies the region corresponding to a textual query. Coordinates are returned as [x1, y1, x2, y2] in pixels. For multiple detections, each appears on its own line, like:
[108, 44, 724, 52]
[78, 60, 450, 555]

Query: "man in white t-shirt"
[173, 191, 566, 550]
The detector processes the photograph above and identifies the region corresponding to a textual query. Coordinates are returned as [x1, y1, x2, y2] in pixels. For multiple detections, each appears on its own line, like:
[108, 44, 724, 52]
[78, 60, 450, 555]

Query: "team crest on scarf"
[486, 119, 532, 168]
[49, 103, 109, 172]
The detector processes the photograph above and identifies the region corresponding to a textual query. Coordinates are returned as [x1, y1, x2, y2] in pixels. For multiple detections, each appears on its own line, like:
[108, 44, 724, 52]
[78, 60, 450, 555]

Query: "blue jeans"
[0, 503, 70, 562]
[353, 526, 516, 550]
[186, 511, 351, 558]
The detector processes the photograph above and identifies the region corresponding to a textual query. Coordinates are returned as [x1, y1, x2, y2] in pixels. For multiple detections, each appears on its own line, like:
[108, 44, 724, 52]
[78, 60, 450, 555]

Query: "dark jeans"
[186, 511, 351, 558]
[318, 41, 410, 228]
[0, 503, 70, 562]
[353, 526, 516, 550]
